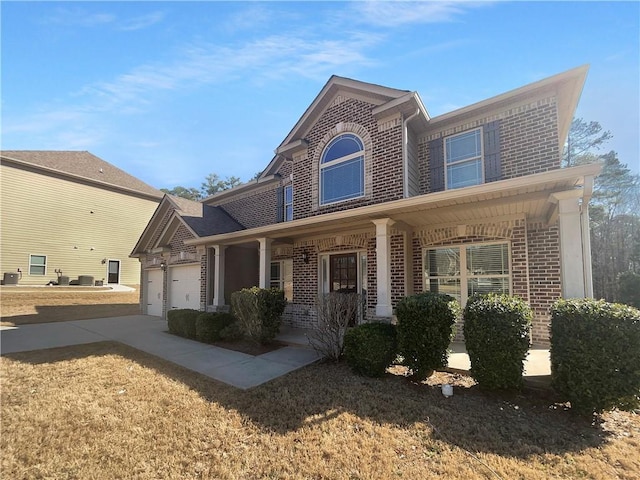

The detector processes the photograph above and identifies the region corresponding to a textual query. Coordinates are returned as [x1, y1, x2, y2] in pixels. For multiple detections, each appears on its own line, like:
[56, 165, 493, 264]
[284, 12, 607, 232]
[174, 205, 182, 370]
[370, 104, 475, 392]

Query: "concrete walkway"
[0, 316, 321, 390]
[0, 316, 552, 389]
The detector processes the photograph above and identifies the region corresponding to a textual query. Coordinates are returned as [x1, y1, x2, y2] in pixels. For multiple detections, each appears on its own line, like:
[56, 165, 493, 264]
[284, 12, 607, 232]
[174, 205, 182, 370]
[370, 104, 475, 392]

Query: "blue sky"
[2, 1, 639, 190]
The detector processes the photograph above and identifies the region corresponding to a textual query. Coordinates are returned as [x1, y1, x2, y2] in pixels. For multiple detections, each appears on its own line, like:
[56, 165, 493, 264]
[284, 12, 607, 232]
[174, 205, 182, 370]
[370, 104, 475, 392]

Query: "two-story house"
[131, 65, 600, 345]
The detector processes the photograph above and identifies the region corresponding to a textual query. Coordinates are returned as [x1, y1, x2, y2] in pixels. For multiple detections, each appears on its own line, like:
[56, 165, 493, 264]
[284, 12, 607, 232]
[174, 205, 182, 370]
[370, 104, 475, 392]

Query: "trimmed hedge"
[230, 287, 287, 344]
[551, 298, 640, 415]
[195, 312, 236, 343]
[344, 322, 397, 377]
[396, 292, 459, 380]
[219, 322, 244, 341]
[167, 309, 199, 339]
[463, 294, 532, 390]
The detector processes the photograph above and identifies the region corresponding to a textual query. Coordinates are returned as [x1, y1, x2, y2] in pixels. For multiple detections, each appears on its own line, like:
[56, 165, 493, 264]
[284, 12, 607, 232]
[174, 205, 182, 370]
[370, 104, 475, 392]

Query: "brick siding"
[420, 96, 560, 194]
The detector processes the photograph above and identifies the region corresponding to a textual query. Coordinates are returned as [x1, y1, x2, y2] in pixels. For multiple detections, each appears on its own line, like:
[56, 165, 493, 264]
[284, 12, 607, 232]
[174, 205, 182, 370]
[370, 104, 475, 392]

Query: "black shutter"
[483, 120, 502, 183]
[276, 186, 284, 223]
[429, 137, 445, 192]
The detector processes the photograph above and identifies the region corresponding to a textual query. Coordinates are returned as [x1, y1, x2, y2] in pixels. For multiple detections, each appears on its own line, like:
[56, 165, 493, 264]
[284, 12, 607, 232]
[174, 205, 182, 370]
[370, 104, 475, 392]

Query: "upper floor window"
[29, 254, 47, 276]
[320, 133, 365, 205]
[445, 128, 483, 189]
[284, 185, 293, 221]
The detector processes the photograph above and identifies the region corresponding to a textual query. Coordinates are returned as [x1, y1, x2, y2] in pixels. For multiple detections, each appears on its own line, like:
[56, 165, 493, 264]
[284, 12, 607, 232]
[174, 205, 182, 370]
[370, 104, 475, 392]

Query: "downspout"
[402, 109, 421, 198]
[581, 175, 595, 297]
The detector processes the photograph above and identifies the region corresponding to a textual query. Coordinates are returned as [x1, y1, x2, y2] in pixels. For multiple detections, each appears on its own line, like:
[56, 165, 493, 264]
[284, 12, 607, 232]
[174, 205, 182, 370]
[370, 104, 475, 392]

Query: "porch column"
[551, 190, 586, 298]
[372, 218, 395, 317]
[212, 245, 226, 307]
[258, 238, 273, 289]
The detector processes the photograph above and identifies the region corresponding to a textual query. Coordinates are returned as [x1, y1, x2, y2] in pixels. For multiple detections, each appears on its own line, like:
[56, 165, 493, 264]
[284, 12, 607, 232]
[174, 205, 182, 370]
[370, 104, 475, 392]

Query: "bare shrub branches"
[309, 292, 362, 361]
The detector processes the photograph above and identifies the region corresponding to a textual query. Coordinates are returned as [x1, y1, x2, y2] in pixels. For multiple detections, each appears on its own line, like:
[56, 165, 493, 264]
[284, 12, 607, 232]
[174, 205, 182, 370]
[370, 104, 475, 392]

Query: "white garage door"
[168, 264, 201, 310]
[145, 269, 163, 317]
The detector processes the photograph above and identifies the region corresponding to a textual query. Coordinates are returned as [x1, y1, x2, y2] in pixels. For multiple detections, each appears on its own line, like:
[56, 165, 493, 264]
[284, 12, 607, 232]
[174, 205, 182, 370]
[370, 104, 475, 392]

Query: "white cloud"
[352, 0, 489, 28]
[119, 11, 166, 31]
[41, 7, 164, 31]
[44, 8, 116, 27]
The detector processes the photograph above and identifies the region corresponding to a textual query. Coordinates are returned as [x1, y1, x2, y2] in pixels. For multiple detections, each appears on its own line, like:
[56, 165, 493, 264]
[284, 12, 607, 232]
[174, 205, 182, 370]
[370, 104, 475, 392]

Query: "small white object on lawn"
[442, 384, 453, 397]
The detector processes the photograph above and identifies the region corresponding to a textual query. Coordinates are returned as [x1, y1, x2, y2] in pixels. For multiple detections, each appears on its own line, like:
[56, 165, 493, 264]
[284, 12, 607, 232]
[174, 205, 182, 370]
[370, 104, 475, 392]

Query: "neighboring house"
[1, 151, 163, 286]
[132, 66, 601, 345]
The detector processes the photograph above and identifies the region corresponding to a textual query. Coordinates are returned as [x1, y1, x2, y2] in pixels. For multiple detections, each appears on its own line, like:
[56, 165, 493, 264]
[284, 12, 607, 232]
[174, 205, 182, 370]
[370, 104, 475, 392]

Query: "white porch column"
[372, 218, 395, 317]
[258, 238, 273, 289]
[551, 190, 587, 298]
[212, 245, 226, 307]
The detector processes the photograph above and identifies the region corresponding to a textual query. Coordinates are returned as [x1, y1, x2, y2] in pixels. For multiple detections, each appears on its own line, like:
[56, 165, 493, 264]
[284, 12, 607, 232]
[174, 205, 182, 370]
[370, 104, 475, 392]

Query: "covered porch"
[187, 164, 600, 333]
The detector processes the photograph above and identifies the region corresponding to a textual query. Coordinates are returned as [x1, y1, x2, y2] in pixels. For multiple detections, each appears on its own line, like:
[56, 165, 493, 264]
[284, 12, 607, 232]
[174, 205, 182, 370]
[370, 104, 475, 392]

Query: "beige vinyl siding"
[1, 165, 159, 285]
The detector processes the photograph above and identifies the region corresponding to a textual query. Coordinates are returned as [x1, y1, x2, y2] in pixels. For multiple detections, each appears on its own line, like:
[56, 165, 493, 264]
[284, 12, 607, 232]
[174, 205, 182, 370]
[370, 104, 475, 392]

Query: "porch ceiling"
[185, 163, 601, 247]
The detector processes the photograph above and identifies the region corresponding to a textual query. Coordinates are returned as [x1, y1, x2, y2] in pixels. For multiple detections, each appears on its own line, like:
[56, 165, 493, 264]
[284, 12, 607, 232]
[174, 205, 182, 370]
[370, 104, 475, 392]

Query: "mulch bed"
[212, 339, 287, 356]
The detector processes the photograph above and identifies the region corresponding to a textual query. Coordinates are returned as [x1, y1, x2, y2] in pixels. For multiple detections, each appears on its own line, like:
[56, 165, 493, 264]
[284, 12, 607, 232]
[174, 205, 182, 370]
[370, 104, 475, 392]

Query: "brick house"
[131, 65, 600, 345]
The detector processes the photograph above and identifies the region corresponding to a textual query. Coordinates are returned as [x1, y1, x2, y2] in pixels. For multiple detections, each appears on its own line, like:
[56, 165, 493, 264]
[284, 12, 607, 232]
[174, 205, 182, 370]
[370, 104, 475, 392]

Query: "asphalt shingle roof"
[1, 150, 163, 199]
[167, 195, 245, 236]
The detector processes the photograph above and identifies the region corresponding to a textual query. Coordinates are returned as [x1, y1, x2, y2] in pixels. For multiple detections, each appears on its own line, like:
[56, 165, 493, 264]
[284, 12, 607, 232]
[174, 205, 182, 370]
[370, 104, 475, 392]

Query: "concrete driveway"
[0, 315, 321, 390]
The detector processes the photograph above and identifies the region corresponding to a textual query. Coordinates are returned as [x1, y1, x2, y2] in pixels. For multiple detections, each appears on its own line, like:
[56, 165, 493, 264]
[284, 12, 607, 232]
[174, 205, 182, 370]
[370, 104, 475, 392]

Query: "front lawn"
[2, 342, 638, 479]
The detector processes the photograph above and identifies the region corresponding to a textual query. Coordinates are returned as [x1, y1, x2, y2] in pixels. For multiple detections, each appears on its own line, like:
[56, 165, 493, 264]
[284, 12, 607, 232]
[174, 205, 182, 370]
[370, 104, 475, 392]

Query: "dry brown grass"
[2, 342, 638, 479]
[0, 286, 140, 325]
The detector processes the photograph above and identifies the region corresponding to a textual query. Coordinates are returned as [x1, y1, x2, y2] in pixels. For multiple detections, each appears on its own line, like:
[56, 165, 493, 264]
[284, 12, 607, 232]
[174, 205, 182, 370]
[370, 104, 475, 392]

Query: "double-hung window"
[445, 128, 483, 189]
[284, 185, 293, 221]
[270, 260, 293, 301]
[29, 254, 47, 276]
[320, 133, 365, 205]
[424, 242, 510, 305]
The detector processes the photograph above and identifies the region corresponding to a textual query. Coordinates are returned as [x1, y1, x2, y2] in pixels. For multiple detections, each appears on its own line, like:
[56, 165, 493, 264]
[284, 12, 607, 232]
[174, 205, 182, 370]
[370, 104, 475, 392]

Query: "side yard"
[0, 286, 140, 326]
[2, 341, 639, 479]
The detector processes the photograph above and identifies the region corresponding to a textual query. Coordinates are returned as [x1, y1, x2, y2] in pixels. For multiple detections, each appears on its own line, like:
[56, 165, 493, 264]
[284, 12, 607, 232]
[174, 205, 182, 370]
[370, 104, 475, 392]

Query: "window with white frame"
[29, 254, 47, 276]
[270, 259, 293, 301]
[445, 128, 483, 189]
[424, 242, 510, 305]
[284, 184, 293, 221]
[320, 133, 365, 205]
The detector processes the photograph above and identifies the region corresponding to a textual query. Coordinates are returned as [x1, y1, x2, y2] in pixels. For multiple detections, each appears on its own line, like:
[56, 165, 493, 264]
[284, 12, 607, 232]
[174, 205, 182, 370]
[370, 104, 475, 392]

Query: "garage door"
[168, 264, 201, 310]
[145, 269, 163, 316]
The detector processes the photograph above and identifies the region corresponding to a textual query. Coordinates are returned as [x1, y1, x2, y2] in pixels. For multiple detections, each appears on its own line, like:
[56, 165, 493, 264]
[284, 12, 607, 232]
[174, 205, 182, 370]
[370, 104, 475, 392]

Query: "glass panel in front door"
[330, 253, 358, 293]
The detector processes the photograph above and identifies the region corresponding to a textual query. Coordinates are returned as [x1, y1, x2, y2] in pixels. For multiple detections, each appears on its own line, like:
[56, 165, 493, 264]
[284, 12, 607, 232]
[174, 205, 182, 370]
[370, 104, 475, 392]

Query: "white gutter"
[402, 109, 420, 198]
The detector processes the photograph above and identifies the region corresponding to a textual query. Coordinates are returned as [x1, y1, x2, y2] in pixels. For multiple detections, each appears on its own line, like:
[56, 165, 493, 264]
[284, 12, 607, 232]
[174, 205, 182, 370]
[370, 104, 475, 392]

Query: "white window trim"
[270, 259, 293, 301]
[444, 127, 484, 190]
[422, 241, 511, 306]
[29, 254, 47, 276]
[319, 134, 365, 206]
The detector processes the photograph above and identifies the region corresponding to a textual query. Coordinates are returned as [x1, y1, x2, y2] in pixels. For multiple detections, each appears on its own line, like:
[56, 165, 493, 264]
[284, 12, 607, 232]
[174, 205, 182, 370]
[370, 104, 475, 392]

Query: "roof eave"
[186, 163, 602, 247]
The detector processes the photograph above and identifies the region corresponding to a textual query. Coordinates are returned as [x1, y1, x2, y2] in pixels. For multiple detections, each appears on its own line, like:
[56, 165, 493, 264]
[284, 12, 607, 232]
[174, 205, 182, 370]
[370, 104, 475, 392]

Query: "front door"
[322, 252, 367, 325]
[108, 260, 120, 284]
[330, 253, 358, 293]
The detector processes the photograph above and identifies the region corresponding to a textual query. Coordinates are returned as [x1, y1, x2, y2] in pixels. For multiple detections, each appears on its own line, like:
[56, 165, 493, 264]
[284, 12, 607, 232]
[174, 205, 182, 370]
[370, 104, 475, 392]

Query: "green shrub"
[551, 298, 640, 415]
[344, 322, 397, 377]
[618, 271, 640, 308]
[463, 294, 532, 390]
[230, 287, 287, 344]
[167, 309, 199, 339]
[195, 312, 236, 343]
[396, 292, 459, 380]
[219, 322, 244, 341]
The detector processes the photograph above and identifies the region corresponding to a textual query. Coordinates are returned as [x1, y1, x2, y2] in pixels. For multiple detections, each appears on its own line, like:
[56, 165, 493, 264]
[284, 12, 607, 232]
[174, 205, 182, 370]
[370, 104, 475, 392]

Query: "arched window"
[320, 133, 365, 205]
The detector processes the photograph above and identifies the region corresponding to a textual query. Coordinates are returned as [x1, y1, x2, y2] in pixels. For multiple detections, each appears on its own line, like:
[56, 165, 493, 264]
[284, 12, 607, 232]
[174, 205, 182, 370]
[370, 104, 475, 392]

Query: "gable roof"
[261, 75, 426, 178]
[1, 150, 163, 200]
[130, 194, 245, 256]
